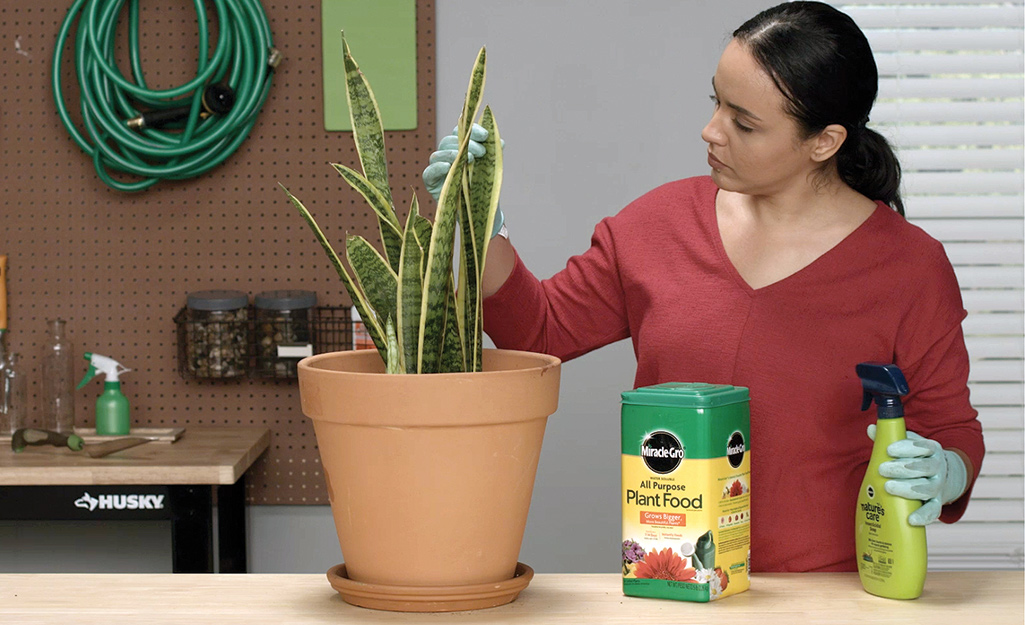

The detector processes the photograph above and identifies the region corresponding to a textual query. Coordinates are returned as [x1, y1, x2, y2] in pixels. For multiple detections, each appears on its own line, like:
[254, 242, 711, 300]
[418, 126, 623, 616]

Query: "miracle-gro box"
[621, 383, 751, 602]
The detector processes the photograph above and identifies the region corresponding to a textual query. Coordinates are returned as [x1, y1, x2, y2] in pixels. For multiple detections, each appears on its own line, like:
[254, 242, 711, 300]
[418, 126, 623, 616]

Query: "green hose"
[52, 0, 279, 192]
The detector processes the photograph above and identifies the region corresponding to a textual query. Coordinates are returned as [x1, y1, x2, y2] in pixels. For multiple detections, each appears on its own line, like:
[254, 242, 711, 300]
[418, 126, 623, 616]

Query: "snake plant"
[281, 35, 502, 374]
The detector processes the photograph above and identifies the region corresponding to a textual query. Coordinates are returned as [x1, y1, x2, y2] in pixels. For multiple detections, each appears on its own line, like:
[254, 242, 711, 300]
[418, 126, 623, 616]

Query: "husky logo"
[75, 492, 99, 511]
[74, 491, 165, 511]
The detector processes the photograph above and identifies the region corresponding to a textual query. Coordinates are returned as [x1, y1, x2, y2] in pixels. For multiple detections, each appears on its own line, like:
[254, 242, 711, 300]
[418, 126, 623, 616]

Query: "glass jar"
[184, 290, 250, 379]
[254, 290, 317, 378]
[41, 319, 76, 433]
[1, 352, 27, 436]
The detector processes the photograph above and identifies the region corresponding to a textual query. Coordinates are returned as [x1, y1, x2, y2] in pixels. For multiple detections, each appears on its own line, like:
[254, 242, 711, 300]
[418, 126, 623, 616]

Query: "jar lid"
[254, 289, 318, 311]
[187, 290, 249, 311]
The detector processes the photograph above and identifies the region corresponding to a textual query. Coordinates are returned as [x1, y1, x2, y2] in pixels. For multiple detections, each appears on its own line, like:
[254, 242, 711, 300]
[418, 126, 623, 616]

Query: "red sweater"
[484, 176, 984, 572]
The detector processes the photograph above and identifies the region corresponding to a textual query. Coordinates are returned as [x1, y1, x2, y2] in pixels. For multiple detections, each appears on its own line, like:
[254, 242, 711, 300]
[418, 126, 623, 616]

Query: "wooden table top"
[0, 426, 271, 485]
[0, 571, 1021, 624]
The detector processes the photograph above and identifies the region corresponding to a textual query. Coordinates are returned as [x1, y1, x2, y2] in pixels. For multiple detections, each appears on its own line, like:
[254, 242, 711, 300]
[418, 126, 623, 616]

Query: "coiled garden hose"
[52, 0, 281, 192]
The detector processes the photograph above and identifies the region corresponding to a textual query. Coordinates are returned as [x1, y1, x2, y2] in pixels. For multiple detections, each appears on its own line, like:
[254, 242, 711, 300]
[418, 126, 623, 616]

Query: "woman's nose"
[701, 115, 723, 146]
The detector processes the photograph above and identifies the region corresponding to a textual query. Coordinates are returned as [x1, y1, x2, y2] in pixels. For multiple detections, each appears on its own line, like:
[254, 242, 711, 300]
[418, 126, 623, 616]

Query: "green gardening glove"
[867, 424, 969, 526]
[422, 124, 505, 238]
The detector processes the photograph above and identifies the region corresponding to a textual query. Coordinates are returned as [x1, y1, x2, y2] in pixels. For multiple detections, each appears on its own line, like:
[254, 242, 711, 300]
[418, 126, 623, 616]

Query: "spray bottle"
[77, 352, 131, 436]
[855, 362, 926, 600]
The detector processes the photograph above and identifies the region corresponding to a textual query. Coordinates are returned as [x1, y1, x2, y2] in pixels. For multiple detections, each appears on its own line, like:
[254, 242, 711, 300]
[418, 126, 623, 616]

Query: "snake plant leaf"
[418, 129, 472, 373]
[455, 172, 474, 369]
[280, 185, 386, 357]
[420, 46, 486, 372]
[341, 33, 394, 209]
[288, 42, 502, 375]
[458, 47, 487, 148]
[413, 214, 432, 248]
[331, 162, 402, 272]
[385, 315, 402, 374]
[397, 195, 424, 373]
[413, 215, 433, 281]
[462, 106, 503, 371]
[457, 213, 481, 371]
[346, 234, 399, 364]
[439, 272, 466, 373]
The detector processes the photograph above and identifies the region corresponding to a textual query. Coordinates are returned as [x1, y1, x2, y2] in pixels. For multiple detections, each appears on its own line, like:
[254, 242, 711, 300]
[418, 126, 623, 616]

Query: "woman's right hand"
[422, 124, 490, 201]
[422, 122, 506, 240]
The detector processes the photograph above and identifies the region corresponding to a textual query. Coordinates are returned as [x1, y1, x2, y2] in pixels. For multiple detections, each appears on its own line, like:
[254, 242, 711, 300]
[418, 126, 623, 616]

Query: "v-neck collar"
[707, 186, 887, 295]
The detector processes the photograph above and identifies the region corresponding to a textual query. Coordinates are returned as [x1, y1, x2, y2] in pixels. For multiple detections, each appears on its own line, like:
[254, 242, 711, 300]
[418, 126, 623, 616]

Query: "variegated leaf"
[397, 195, 424, 373]
[346, 235, 398, 361]
[280, 185, 386, 358]
[385, 315, 402, 374]
[463, 107, 503, 371]
[458, 47, 487, 147]
[413, 214, 432, 249]
[456, 173, 476, 370]
[341, 34, 394, 208]
[331, 163, 402, 272]
[439, 272, 466, 373]
[413, 215, 433, 282]
[418, 127, 472, 373]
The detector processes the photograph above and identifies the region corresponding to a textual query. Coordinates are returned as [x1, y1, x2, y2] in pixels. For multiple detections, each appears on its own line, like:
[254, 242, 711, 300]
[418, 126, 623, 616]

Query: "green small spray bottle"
[77, 352, 131, 436]
[855, 362, 927, 600]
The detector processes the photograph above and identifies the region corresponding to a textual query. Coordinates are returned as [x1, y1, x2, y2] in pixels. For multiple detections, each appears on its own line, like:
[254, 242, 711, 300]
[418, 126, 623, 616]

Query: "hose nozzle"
[127, 83, 236, 130]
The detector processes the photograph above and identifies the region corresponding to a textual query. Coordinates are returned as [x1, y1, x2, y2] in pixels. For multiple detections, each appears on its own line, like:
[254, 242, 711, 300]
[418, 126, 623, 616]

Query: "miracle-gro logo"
[727, 430, 746, 469]
[74, 492, 165, 512]
[641, 431, 685, 474]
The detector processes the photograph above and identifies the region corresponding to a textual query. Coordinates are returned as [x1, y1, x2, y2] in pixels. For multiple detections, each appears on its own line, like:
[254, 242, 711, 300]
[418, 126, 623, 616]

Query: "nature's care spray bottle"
[855, 362, 926, 600]
[77, 352, 131, 436]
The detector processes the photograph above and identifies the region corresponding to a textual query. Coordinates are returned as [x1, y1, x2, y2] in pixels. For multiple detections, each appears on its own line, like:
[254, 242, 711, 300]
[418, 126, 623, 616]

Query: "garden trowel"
[11, 428, 150, 458]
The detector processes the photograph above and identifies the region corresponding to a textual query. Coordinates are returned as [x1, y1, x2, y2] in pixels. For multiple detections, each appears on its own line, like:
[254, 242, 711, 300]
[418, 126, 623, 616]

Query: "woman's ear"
[810, 124, 849, 162]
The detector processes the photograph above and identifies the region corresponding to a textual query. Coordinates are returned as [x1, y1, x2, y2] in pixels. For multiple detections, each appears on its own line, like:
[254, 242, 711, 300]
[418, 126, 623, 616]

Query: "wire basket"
[174, 306, 356, 381]
[310, 306, 356, 357]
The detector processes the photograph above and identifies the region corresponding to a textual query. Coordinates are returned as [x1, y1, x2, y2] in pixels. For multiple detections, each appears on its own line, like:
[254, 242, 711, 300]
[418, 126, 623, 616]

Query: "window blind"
[834, 1, 1024, 570]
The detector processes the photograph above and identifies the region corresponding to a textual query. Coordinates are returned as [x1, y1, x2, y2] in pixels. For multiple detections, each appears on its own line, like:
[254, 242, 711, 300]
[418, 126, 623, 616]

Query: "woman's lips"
[707, 152, 726, 169]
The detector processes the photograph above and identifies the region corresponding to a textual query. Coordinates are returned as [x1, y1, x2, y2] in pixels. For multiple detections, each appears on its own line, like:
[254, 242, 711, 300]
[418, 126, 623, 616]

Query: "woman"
[424, 1, 983, 572]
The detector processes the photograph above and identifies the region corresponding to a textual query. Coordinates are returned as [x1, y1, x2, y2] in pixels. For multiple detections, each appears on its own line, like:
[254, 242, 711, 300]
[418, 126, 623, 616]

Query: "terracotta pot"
[298, 348, 561, 610]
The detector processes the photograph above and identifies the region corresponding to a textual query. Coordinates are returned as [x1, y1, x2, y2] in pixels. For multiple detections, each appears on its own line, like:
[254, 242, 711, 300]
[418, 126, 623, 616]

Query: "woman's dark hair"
[733, 1, 904, 216]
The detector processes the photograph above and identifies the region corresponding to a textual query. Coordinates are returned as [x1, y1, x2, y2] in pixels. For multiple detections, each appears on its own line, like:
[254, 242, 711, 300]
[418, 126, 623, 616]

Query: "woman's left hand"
[867, 425, 969, 526]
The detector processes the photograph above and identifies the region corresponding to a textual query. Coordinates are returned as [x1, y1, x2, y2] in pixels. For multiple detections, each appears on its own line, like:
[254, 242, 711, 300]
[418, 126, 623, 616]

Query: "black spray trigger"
[861, 391, 873, 412]
[856, 362, 910, 420]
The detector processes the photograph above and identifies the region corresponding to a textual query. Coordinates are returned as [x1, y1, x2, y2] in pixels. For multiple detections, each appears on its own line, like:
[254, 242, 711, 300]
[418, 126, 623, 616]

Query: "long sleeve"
[483, 219, 631, 362]
[895, 238, 984, 523]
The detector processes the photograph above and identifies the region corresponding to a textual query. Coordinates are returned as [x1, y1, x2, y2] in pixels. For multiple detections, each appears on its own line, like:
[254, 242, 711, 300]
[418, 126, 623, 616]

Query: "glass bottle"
[1, 352, 27, 436]
[42, 319, 76, 433]
[0, 331, 7, 416]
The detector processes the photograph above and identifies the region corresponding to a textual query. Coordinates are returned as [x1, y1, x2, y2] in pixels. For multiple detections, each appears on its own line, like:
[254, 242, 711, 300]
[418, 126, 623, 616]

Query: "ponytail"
[836, 127, 904, 216]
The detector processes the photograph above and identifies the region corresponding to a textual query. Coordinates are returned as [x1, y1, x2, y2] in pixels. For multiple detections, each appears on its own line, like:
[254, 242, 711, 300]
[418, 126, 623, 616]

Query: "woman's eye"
[710, 95, 753, 132]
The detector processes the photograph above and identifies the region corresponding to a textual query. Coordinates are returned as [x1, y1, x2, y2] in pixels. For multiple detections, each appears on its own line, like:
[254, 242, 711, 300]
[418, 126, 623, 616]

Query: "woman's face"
[701, 39, 821, 197]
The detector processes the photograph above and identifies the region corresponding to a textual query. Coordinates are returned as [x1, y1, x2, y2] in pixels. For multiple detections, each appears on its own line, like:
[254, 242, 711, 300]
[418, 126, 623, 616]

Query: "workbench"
[0, 571, 1021, 624]
[0, 426, 270, 573]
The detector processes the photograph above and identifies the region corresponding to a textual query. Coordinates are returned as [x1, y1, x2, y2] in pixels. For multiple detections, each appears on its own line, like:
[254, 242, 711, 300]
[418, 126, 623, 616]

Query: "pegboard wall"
[0, 1, 436, 504]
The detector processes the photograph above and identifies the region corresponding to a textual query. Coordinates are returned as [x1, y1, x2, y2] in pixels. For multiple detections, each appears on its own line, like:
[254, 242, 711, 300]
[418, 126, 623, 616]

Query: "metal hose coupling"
[127, 84, 237, 130]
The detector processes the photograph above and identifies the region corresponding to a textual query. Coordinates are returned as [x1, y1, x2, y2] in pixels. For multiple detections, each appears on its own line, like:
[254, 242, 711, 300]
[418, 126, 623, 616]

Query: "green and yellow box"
[622, 383, 751, 602]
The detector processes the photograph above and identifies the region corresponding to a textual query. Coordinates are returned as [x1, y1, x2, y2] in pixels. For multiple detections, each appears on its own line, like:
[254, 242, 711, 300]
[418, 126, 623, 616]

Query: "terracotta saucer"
[326, 562, 534, 612]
